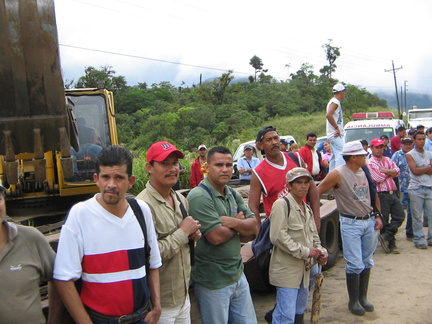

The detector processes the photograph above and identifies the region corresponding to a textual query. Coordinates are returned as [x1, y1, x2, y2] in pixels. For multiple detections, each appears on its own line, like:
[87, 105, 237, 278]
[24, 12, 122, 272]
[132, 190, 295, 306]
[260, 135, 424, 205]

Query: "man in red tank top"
[248, 126, 321, 230]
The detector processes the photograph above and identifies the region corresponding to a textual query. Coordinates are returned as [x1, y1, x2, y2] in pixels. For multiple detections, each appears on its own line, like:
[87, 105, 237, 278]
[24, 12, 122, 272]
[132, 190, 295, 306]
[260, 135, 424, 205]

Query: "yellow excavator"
[0, 0, 119, 223]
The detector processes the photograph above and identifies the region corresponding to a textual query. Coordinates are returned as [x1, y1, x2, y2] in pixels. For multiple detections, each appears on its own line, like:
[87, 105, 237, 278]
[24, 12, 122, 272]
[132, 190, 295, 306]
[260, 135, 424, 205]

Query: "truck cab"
[344, 112, 405, 143]
[407, 107, 432, 129]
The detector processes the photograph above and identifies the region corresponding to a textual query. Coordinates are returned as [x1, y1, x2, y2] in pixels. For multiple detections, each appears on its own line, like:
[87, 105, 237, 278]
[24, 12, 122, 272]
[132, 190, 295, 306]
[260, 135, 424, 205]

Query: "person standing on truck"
[298, 132, 326, 181]
[406, 131, 432, 249]
[318, 141, 383, 317]
[54, 145, 162, 324]
[269, 167, 328, 324]
[0, 183, 63, 324]
[326, 82, 347, 171]
[390, 126, 407, 152]
[189, 144, 207, 188]
[367, 138, 405, 254]
[136, 141, 201, 324]
[187, 146, 257, 324]
[392, 137, 414, 240]
[237, 144, 260, 185]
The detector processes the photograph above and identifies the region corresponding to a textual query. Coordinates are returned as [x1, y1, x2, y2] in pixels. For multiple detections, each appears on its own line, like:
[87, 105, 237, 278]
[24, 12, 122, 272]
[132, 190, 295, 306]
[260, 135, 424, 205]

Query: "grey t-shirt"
[407, 149, 432, 190]
[333, 164, 373, 217]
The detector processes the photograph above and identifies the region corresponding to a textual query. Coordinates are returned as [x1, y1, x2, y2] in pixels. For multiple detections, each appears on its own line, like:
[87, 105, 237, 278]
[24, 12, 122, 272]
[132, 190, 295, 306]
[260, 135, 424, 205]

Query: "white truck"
[344, 112, 405, 143]
[407, 107, 432, 130]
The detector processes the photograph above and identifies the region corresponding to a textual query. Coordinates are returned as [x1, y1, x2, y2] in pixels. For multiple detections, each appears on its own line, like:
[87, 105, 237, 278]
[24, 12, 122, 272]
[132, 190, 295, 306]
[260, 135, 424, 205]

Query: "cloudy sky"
[55, 0, 432, 96]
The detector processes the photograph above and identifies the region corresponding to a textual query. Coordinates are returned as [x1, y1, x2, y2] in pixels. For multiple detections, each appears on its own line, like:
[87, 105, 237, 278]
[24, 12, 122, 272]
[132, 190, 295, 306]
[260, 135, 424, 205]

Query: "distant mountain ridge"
[375, 91, 432, 111]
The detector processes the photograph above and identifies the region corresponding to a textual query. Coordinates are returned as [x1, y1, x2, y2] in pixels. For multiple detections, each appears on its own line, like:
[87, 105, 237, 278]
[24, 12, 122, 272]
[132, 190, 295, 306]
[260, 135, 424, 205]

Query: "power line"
[59, 43, 251, 75]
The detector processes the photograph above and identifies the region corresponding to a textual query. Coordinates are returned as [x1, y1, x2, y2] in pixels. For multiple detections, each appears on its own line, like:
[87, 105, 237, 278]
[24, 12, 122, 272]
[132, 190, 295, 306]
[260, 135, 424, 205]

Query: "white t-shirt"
[326, 97, 344, 138]
[54, 195, 162, 316]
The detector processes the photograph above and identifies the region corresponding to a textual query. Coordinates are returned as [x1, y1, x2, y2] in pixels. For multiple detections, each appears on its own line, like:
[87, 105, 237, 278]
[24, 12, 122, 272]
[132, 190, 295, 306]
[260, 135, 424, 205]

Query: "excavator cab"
[66, 86, 117, 183]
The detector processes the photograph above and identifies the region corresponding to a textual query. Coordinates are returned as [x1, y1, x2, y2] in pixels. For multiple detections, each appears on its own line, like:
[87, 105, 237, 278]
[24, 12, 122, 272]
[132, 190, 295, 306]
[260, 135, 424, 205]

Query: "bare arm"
[220, 213, 257, 236]
[307, 182, 321, 233]
[248, 172, 263, 227]
[326, 102, 341, 137]
[317, 169, 341, 197]
[144, 269, 161, 324]
[55, 280, 92, 324]
[46, 281, 64, 324]
[406, 154, 432, 176]
[205, 225, 237, 245]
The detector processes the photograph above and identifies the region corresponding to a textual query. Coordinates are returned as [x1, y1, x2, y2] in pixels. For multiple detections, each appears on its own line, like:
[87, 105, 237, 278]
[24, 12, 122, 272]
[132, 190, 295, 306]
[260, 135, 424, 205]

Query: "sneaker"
[415, 244, 428, 249]
[378, 234, 391, 253]
[389, 242, 400, 254]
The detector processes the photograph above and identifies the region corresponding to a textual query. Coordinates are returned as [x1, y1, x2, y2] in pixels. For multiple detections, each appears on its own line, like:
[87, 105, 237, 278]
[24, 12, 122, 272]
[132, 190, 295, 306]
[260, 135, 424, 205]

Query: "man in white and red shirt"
[367, 138, 405, 254]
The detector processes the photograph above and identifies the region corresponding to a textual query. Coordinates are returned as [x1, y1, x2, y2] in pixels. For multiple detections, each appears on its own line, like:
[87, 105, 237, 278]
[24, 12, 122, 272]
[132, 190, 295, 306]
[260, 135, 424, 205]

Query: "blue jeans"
[193, 273, 257, 324]
[340, 215, 378, 274]
[408, 187, 432, 245]
[328, 136, 345, 171]
[272, 281, 309, 324]
[401, 192, 413, 237]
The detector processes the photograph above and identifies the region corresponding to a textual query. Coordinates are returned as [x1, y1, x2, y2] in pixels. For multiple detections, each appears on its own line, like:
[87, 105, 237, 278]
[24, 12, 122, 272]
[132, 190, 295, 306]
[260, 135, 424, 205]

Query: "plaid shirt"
[367, 154, 400, 192]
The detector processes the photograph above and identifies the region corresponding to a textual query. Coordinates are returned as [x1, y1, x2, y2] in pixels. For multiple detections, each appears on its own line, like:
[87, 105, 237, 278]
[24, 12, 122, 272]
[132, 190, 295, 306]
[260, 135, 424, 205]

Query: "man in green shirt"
[187, 146, 257, 324]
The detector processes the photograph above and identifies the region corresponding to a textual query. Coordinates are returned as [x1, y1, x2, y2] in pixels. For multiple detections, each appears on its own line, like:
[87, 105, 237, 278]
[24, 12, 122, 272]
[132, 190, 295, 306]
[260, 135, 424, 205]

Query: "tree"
[320, 39, 341, 79]
[75, 65, 127, 92]
[249, 55, 268, 82]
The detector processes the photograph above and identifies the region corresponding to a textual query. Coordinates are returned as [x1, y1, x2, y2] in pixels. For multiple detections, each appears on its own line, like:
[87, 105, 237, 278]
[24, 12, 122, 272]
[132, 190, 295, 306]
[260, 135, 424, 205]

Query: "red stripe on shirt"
[82, 250, 130, 274]
[81, 280, 134, 316]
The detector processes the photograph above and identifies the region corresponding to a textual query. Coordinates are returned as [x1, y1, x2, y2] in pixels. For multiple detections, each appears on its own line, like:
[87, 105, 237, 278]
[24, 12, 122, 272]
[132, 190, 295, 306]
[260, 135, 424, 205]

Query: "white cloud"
[55, 0, 432, 95]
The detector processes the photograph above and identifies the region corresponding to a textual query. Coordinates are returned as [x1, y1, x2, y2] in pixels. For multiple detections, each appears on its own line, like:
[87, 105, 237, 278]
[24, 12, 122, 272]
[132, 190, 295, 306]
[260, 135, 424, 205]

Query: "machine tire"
[320, 210, 340, 270]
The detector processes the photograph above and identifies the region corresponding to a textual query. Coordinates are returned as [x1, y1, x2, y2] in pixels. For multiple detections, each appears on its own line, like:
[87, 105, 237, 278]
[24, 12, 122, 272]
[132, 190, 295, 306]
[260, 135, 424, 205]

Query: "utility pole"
[404, 80, 408, 113]
[385, 60, 403, 119]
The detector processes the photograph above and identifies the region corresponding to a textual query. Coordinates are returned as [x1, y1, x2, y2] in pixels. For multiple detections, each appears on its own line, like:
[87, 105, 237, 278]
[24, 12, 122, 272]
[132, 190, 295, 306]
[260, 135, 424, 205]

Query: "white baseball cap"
[197, 144, 207, 151]
[332, 83, 347, 93]
[342, 141, 368, 156]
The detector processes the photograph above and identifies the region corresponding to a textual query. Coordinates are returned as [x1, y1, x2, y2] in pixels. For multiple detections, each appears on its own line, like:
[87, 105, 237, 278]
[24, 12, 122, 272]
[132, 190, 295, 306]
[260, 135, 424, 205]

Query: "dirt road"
[190, 221, 432, 323]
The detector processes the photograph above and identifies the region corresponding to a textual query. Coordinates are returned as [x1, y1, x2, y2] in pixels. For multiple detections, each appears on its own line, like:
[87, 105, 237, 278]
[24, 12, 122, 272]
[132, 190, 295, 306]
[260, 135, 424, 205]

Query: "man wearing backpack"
[269, 167, 327, 324]
[187, 146, 257, 324]
[54, 145, 162, 324]
[249, 126, 321, 322]
[136, 141, 202, 323]
[318, 141, 383, 317]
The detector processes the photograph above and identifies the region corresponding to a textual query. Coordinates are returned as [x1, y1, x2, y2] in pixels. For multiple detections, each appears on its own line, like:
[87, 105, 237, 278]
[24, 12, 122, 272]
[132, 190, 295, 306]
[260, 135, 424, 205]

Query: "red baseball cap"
[146, 141, 184, 163]
[370, 138, 385, 147]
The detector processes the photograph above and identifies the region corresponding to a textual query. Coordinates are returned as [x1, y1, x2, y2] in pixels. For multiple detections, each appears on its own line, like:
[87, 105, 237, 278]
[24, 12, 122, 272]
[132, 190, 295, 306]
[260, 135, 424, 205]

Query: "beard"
[101, 190, 121, 205]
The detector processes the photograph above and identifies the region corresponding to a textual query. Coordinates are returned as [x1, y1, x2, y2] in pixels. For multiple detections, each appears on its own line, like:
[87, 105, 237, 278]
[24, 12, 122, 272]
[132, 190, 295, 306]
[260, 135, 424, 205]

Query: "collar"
[145, 181, 175, 204]
[2, 220, 18, 243]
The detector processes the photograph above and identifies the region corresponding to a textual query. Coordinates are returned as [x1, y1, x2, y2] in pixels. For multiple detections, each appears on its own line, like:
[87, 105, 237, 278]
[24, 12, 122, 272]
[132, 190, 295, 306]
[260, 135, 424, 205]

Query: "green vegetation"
[69, 42, 390, 193]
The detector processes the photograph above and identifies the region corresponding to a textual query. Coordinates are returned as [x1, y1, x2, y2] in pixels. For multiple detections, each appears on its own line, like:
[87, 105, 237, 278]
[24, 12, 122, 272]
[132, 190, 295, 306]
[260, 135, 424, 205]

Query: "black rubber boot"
[359, 268, 374, 312]
[294, 313, 304, 324]
[264, 304, 275, 323]
[346, 273, 366, 316]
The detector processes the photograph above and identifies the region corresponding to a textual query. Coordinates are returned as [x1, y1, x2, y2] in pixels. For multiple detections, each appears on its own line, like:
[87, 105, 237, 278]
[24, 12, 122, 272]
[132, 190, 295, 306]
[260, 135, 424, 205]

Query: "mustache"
[272, 144, 280, 150]
[164, 173, 178, 178]
[104, 189, 119, 195]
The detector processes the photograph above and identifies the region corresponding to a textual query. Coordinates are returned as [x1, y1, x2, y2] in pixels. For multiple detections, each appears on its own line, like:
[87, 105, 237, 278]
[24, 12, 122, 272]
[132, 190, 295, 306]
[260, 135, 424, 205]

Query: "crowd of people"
[1, 82, 431, 324]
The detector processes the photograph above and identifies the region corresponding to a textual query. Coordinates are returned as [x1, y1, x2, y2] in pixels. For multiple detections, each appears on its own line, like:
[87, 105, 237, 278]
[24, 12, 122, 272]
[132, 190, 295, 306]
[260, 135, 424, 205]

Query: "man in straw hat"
[318, 141, 383, 316]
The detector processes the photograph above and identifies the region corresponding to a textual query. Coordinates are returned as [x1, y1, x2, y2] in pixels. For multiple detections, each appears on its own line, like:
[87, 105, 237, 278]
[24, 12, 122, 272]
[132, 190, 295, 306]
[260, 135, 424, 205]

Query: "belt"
[378, 190, 396, 195]
[87, 301, 150, 324]
[340, 212, 374, 220]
